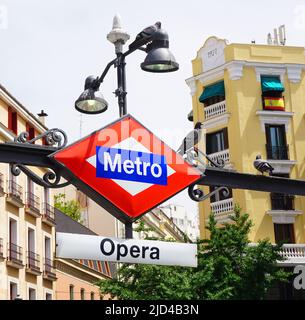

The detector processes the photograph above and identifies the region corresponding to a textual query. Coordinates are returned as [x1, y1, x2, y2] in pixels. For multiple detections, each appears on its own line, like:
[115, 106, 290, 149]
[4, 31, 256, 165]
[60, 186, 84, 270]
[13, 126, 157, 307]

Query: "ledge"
[267, 160, 297, 174]
[202, 113, 230, 130]
[266, 209, 302, 224]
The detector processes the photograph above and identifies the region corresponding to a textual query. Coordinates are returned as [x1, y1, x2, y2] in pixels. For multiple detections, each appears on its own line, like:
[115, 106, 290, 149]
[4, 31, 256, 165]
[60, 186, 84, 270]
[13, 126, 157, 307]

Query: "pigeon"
[177, 122, 202, 156]
[253, 155, 274, 174]
[129, 21, 161, 50]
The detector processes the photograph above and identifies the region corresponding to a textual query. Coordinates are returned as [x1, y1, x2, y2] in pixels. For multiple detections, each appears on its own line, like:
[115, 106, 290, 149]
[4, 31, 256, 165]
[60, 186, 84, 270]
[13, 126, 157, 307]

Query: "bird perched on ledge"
[129, 21, 161, 50]
[253, 155, 274, 174]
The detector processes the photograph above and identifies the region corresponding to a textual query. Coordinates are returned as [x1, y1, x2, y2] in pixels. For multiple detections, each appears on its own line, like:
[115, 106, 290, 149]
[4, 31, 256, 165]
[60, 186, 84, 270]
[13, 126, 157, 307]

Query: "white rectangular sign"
[56, 232, 197, 267]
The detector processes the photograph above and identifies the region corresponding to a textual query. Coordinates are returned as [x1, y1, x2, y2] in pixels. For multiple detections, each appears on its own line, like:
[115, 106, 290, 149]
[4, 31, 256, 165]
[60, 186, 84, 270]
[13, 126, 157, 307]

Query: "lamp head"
[141, 29, 179, 73]
[75, 76, 108, 114]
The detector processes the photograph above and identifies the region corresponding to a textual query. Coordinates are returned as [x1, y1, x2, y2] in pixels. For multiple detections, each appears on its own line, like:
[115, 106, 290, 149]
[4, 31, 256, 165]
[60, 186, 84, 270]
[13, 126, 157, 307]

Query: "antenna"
[273, 28, 279, 45]
[267, 33, 273, 45]
[279, 25, 286, 45]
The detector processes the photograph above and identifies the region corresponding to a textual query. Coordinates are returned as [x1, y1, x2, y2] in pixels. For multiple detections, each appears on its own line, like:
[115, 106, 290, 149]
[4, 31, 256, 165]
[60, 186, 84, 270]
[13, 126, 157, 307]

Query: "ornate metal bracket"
[11, 164, 71, 189]
[10, 128, 70, 188]
[14, 128, 68, 149]
[188, 183, 230, 202]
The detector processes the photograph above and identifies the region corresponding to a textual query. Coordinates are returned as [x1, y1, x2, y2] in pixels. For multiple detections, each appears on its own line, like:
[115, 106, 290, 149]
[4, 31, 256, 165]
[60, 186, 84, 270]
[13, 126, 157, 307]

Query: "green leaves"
[98, 206, 290, 300]
[54, 193, 82, 223]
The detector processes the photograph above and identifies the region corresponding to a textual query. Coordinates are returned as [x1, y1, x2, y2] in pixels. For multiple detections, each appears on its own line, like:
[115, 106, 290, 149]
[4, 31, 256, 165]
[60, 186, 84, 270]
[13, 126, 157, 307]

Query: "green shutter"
[261, 76, 284, 93]
[199, 81, 225, 103]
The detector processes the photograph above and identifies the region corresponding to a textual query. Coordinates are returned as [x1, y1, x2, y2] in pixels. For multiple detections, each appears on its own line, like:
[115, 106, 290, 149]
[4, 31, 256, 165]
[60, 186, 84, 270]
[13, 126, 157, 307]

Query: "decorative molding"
[256, 110, 293, 132]
[0, 122, 14, 141]
[198, 69, 225, 84]
[287, 64, 303, 83]
[185, 78, 197, 96]
[202, 113, 230, 130]
[226, 61, 245, 80]
[266, 210, 302, 224]
[253, 65, 286, 83]
[267, 160, 297, 174]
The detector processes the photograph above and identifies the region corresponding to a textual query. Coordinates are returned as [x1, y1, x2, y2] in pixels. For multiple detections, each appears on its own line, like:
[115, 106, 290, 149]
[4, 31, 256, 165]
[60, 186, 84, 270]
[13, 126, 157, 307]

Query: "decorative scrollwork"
[10, 164, 21, 176]
[188, 183, 230, 203]
[14, 132, 29, 143]
[10, 164, 71, 189]
[14, 128, 68, 149]
[185, 147, 225, 169]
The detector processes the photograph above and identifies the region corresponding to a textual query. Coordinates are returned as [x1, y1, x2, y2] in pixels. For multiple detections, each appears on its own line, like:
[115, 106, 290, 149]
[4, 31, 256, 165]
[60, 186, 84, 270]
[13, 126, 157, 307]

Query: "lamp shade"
[75, 76, 108, 114]
[141, 29, 179, 73]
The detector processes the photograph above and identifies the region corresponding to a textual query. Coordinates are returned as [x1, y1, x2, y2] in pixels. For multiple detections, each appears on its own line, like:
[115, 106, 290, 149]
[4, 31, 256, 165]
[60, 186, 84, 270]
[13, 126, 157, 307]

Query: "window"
[29, 288, 36, 300]
[27, 228, 35, 267]
[10, 282, 18, 300]
[261, 76, 285, 111]
[9, 218, 18, 261]
[80, 288, 85, 300]
[206, 128, 228, 155]
[274, 224, 295, 244]
[46, 293, 52, 300]
[90, 292, 95, 300]
[69, 285, 74, 300]
[265, 124, 288, 160]
[8, 107, 18, 134]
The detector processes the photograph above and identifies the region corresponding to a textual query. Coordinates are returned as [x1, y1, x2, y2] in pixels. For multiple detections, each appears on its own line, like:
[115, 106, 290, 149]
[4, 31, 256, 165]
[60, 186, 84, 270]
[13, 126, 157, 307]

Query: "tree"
[54, 193, 82, 223]
[98, 206, 290, 300]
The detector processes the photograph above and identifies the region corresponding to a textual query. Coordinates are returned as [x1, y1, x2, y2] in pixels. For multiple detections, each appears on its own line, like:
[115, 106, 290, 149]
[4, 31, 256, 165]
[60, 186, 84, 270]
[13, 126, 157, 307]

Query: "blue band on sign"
[96, 146, 168, 186]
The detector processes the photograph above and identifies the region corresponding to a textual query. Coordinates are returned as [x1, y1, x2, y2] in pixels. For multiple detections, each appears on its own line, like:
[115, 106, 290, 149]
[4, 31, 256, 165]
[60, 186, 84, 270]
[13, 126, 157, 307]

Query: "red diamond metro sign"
[50, 114, 201, 222]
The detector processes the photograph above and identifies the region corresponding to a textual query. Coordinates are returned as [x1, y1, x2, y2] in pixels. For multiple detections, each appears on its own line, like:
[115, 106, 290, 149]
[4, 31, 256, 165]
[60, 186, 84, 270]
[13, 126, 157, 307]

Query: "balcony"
[208, 149, 230, 167]
[42, 203, 56, 227]
[6, 180, 24, 208]
[43, 258, 57, 281]
[25, 192, 41, 218]
[277, 244, 305, 266]
[26, 251, 41, 275]
[0, 238, 3, 259]
[210, 198, 234, 223]
[6, 243, 24, 268]
[266, 144, 289, 160]
[0, 173, 4, 196]
[249, 243, 305, 266]
[204, 100, 227, 120]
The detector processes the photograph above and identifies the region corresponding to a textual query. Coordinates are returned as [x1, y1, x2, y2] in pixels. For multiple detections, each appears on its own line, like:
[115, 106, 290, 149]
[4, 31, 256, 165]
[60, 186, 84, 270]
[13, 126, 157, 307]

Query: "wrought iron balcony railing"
[271, 193, 295, 211]
[7, 180, 23, 201]
[26, 192, 41, 213]
[266, 144, 289, 160]
[42, 203, 56, 225]
[44, 258, 56, 280]
[7, 242, 23, 265]
[26, 251, 41, 272]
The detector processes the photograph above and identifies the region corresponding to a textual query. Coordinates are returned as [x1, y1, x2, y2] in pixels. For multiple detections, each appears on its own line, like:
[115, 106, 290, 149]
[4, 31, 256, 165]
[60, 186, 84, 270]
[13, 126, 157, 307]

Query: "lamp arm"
[97, 57, 117, 84]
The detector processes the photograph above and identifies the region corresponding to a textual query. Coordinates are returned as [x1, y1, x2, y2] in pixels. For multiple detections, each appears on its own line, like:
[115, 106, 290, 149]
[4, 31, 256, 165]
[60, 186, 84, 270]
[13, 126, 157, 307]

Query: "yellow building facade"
[0, 84, 56, 299]
[186, 37, 305, 250]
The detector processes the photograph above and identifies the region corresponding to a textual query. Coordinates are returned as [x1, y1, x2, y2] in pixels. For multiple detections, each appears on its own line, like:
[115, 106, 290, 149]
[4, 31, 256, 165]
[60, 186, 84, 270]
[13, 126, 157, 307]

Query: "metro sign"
[50, 114, 201, 222]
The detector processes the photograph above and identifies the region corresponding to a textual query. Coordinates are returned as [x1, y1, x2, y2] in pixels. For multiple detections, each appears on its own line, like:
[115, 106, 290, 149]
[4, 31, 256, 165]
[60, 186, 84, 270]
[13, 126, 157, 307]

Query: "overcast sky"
[0, 0, 304, 216]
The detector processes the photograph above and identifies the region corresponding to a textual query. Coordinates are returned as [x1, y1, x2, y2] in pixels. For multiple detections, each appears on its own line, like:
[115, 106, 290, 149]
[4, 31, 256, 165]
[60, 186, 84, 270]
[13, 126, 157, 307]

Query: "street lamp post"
[74, 15, 179, 238]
